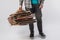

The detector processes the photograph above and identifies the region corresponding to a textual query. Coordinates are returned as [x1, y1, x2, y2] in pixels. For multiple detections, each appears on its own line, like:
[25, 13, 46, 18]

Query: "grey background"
[0, 0, 60, 40]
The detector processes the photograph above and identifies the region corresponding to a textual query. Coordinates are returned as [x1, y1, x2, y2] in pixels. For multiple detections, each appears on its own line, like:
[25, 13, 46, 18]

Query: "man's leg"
[25, 4, 36, 37]
[35, 5, 46, 37]
[35, 8, 43, 34]
[25, 7, 35, 37]
[29, 23, 34, 37]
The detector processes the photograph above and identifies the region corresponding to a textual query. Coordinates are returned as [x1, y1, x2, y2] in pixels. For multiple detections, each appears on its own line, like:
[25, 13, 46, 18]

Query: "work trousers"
[26, 4, 43, 34]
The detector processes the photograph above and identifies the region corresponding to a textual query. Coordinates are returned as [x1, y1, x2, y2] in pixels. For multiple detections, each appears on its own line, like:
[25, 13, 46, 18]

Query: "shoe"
[30, 33, 34, 38]
[39, 33, 46, 38]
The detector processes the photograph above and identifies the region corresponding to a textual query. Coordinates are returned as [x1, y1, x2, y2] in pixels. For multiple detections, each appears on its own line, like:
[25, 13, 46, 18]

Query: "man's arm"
[40, 0, 45, 4]
[39, 0, 45, 9]
[19, 0, 23, 6]
[18, 0, 23, 12]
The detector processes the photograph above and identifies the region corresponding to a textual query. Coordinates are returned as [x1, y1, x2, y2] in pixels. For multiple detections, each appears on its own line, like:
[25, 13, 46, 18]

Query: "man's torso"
[31, 0, 39, 4]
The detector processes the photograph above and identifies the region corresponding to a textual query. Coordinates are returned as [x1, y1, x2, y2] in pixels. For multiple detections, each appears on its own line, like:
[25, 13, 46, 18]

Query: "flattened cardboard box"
[8, 10, 36, 25]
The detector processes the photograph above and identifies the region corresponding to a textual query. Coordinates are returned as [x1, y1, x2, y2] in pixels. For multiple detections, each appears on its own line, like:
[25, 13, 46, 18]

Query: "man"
[19, 0, 46, 38]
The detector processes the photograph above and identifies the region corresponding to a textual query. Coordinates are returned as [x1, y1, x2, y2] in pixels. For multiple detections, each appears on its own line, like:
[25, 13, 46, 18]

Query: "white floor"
[0, 0, 60, 40]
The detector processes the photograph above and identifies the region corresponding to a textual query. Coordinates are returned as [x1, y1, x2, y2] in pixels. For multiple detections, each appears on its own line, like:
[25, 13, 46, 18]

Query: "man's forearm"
[40, 0, 45, 4]
[19, 0, 23, 6]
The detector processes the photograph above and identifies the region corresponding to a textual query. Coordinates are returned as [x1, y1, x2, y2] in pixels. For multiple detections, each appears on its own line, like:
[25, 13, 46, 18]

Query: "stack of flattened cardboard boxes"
[8, 10, 36, 25]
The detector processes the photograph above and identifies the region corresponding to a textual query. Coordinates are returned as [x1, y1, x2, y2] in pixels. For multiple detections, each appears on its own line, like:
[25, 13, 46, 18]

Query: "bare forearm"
[39, 0, 45, 9]
[18, 0, 23, 11]
[40, 0, 45, 4]
[19, 0, 23, 6]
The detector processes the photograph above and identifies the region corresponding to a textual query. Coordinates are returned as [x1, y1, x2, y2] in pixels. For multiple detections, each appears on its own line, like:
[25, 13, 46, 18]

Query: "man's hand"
[39, 4, 43, 9]
[17, 6, 22, 12]
[19, 6, 22, 12]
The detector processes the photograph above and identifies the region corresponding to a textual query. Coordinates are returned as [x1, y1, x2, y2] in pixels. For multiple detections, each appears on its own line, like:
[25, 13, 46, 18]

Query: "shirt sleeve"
[19, 0, 23, 6]
[40, 0, 45, 4]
